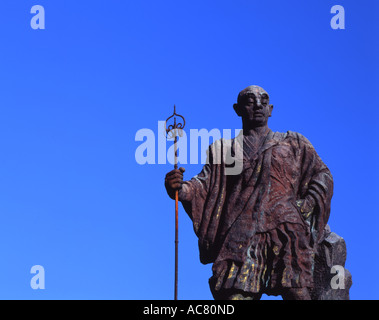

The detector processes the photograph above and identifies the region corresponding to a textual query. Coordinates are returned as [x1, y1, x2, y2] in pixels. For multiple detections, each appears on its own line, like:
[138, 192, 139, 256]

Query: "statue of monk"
[165, 85, 334, 300]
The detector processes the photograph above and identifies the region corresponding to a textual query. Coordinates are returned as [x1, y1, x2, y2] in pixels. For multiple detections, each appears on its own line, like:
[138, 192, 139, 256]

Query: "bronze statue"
[165, 85, 351, 300]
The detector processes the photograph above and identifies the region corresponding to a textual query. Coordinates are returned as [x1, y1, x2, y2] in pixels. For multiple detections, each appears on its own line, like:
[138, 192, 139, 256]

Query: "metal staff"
[165, 105, 185, 300]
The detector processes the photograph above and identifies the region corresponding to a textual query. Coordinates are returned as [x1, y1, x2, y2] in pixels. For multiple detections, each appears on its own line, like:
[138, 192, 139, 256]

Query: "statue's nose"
[255, 102, 263, 110]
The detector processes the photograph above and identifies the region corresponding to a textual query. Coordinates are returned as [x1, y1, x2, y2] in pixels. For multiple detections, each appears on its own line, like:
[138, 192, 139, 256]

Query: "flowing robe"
[178, 130, 333, 296]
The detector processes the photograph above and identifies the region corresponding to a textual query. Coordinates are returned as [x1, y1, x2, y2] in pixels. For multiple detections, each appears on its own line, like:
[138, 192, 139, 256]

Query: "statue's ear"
[233, 103, 242, 117]
[268, 104, 274, 117]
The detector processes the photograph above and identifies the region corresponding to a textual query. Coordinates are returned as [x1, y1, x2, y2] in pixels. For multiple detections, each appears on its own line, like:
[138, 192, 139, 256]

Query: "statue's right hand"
[165, 167, 185, 193]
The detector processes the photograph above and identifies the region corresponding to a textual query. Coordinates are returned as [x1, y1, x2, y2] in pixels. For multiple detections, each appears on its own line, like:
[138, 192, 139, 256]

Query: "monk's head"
[233, 85, 273, 127]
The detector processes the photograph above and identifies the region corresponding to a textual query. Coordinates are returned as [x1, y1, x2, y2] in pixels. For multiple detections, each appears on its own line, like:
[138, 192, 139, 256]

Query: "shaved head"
[237, 85, 269, 104]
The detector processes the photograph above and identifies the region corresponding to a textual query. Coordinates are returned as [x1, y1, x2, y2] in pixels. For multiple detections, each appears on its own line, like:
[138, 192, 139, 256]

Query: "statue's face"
[238, 92, 272, 126]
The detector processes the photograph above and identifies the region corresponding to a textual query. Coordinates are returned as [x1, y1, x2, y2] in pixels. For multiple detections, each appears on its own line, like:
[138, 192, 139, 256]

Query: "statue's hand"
[296, 196, 315, 220]
[165, 167, 185, 197]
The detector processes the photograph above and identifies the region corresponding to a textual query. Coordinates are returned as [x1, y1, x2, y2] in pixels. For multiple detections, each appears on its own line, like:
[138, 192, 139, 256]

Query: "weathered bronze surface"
[165, 85, 352, 300]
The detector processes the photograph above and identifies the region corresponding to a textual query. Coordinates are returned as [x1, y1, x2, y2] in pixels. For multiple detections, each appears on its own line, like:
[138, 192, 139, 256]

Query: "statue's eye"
[261, 95, 269, 105]
[245, 97, 256, 105]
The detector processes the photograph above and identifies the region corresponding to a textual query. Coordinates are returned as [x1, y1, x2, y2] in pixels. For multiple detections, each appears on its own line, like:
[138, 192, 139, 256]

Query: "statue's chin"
[251, 120, 266, 127]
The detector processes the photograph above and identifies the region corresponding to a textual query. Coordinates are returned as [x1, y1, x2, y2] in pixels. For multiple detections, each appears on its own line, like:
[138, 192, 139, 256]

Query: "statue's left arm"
[295, 134, 334, 242]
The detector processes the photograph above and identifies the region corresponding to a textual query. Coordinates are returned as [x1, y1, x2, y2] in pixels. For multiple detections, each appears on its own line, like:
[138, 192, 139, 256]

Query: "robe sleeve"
[178, 139, 231, 264]
[178, 142, 217, 234]
[296, 134, 334, 243]
[178, 163, 211, 227]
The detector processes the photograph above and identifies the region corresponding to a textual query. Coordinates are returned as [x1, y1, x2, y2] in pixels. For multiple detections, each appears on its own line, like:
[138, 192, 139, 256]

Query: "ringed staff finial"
[165, 105, 186, 168]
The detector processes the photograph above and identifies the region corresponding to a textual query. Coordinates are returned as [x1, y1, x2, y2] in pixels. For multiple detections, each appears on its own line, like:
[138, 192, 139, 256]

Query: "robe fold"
[179, 130, 333, 294]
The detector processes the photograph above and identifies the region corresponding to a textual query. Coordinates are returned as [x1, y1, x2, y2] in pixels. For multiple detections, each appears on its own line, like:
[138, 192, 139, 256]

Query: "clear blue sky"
[0, 1, 377, 300]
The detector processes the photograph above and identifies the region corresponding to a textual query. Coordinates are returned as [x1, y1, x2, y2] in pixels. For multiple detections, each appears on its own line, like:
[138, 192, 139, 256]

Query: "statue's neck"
[242, 122, 270, 138]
